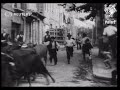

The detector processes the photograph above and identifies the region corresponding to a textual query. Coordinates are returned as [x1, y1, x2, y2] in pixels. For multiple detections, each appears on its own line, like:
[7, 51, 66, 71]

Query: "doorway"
[11, 22, 21, 42]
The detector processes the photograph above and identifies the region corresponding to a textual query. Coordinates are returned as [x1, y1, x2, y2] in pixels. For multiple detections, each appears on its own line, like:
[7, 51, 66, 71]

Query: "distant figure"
[65, 33, 75, 64]
[1, 29, 10, 47]
[1, 29, 10, 42]
[44, 31, 51, 53]
[49, 37, 60, 65]
[103, 25, 117, 58]
[16, 31, 24, 46]
[44, 31, 51, 45]
[81, 33, 93, 61]
[76, 33, 82, 50]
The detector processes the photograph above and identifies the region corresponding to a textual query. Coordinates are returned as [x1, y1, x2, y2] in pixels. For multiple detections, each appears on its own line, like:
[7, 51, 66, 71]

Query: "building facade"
[1, 3, 25, 42]
[24, 3, 45, 44]
[1, 3, 45, 44]
[1, 3, 71, 44]
[43, 3, 68, 44]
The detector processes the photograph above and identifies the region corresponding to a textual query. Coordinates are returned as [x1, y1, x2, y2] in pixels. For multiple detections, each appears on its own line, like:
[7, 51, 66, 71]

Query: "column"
[33, 20, 35, 44]
[39, 20, 41, 44]
[23, 17, 26, 42]
[36, 20, 39, 44]
[38, 20, 40, 44]
[35, 21, 37, 44]
[30, 22, 32, 43]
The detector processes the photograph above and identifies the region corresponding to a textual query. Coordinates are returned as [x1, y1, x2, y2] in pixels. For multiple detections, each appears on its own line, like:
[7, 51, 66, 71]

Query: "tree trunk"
[97, 4, 104, 57]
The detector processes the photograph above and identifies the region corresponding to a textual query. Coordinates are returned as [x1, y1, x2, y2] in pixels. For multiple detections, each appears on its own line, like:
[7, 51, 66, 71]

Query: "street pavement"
[18, 47, 117, 87]
[91, 47, 116, 79]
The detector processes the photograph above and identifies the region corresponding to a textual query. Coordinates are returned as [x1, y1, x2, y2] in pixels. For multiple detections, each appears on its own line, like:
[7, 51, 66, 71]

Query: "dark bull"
[11, 49, 55, 87]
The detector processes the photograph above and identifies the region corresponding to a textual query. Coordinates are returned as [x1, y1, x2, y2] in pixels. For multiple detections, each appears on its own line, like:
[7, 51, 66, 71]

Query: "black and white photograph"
[1, 3, 117, 87]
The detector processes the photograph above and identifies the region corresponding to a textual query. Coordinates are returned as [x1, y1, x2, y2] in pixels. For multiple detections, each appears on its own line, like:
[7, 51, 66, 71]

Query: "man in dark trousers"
[49, 37, 60, 65]
[65, 33, 75, 64]
[44, 31, 51, 55]
[81, 33, 93, 62]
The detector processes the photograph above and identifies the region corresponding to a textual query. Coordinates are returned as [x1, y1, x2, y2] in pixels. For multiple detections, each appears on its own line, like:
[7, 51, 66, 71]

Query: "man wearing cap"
[49, 37, 60, 65]
[103, 25, 117, 58]
[65, 33, 75, 64]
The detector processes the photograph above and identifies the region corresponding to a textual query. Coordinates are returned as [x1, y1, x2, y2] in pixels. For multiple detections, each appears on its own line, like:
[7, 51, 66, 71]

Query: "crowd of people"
[43, 31, 93, 65]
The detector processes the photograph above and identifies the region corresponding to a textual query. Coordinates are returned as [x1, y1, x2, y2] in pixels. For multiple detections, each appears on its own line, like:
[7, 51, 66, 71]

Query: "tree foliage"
[58, 3, 117, 20]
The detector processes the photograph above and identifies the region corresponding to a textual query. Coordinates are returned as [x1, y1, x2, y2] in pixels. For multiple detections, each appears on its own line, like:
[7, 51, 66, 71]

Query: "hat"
[67, 33, 71, 37]
[82, 33, 87, 37]
[46, 31, 49, 33]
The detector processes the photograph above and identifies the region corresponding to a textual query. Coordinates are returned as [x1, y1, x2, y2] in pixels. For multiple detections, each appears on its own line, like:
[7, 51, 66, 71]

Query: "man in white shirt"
[103, 25, 117, 58]
[65, 34, 75, 64]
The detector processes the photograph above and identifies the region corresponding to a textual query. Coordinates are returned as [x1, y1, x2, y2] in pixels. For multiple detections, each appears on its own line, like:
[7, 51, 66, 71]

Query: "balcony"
[13, 3, 25, 13]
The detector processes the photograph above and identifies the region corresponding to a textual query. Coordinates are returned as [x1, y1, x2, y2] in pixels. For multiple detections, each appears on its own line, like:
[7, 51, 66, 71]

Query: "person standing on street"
[65, 33, 75, 64]
[1, 29, 10, 42]
[76, 33, 82, 50]
[16, 31, 24, 46]
[81, 33, 93, 62]
[49, 37, 60, 65]
[103, 24, 117, 59]
[1, 29, 10, 47]
[44, 31, 51, 53]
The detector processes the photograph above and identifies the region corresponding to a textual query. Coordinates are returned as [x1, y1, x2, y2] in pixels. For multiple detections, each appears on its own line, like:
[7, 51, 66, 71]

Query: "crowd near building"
[1, 3, 74, 45]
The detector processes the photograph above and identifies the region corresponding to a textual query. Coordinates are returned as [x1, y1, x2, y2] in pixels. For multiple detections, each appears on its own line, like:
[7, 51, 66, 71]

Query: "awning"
[25, 10, 45, 20]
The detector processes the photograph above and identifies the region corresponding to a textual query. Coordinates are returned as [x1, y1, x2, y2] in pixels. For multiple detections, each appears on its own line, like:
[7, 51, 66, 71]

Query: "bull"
[10, 49, 55, 87]
[27, 43, 48, 66]
[1, 52, 17, 87]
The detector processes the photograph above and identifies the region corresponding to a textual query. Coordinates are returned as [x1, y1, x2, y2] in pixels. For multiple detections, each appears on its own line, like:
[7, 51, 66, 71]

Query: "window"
[12, 3, 17, 8]
[20, 3, 26, 10]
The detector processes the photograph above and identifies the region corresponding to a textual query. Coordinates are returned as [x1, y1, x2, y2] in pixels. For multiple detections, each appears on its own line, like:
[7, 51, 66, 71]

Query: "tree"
[59, 3, 117, 57]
